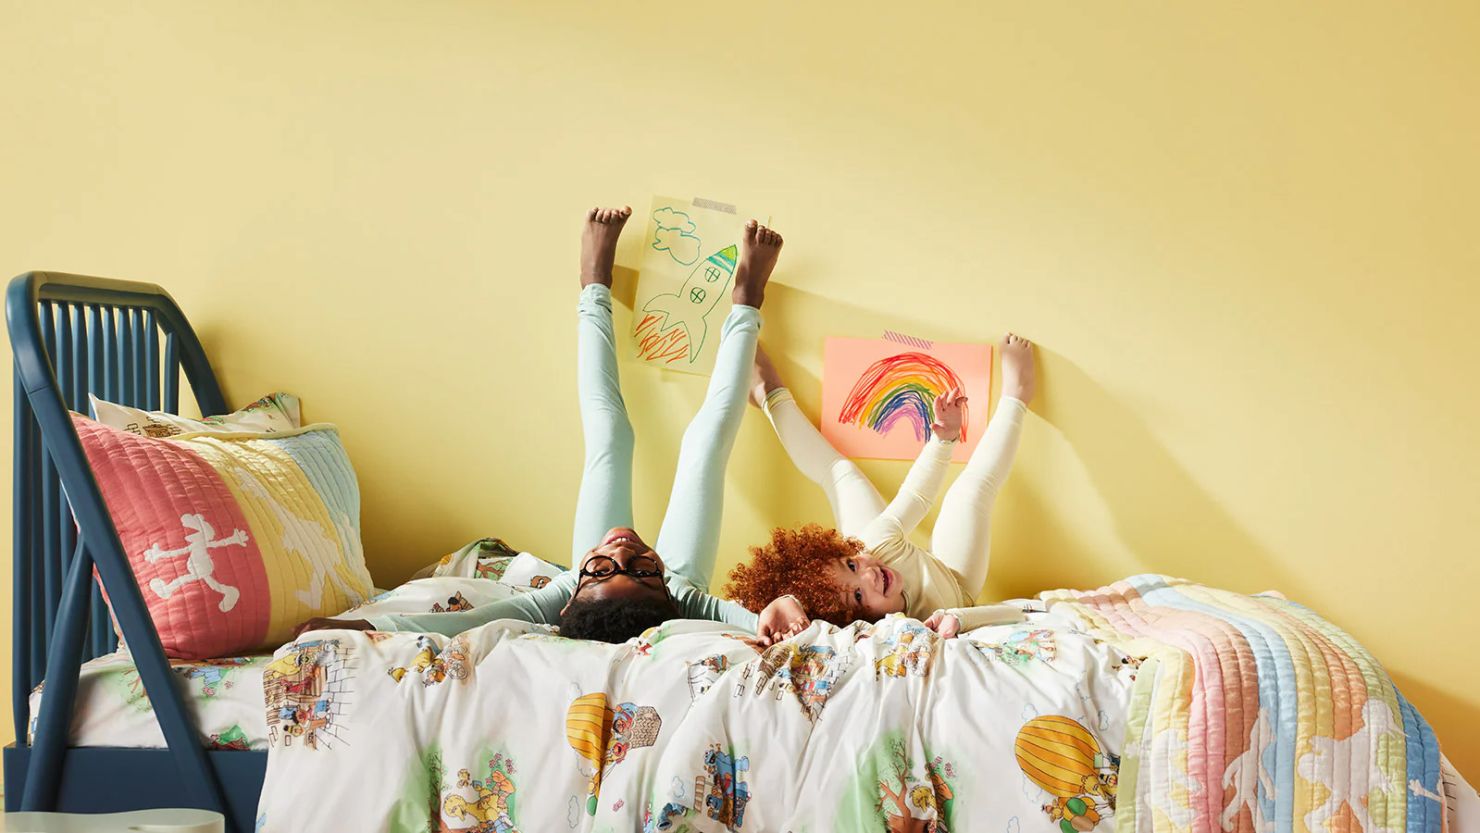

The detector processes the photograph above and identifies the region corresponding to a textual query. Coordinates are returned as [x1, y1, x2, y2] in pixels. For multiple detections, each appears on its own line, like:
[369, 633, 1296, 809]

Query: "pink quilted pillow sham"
[74, 413, 374, 659]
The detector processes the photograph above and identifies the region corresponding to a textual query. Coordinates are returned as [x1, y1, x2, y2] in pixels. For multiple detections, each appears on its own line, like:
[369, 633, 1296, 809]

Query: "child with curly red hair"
[726, 334, 1036, 644]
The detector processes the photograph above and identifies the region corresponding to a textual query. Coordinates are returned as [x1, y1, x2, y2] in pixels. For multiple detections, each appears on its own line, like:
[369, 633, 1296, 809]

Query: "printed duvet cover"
[254, 557, 1451, 833]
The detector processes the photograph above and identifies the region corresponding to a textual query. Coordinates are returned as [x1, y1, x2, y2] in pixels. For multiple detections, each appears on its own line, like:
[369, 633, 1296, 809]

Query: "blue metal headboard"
[7, 272, 230, 816]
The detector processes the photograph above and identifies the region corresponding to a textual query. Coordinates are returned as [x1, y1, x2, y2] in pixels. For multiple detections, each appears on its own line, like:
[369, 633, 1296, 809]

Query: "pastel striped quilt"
[1040, 575, 1445, 833]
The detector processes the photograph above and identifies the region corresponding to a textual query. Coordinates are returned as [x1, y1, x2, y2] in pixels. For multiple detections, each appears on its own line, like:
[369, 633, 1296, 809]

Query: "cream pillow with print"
[89, 391, 301, 438]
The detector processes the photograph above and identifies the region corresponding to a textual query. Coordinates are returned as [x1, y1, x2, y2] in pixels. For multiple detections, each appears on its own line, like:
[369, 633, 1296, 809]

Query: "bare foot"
[580, 205, 631, 287]
[733, 220, 782, 308]
[1001, 333, 1036, 405]
[749, 342, 786, 408]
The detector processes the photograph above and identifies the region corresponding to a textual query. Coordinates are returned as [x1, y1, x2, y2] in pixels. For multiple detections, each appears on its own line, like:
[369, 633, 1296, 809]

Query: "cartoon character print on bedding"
[647, 744, 752, 832]
[733, 641, 850, 722]
[432, 591, 475, 612]
[432, 537, 520, 579]
[840, 734, 960, 833]
[875, 618, 937, 679]
[474, 557, 513, 582]
[388, 634, 473, 686]
[177, 656, 257, 697]
[441, 752, 522, 833]
[687, 654, 731, 701]
[263, 637, 353, 750]
[567, 692, 664, 816]
[968, 628, 1057, 667]
[79, 656, 257, 722]
[1014, 715, 1119, 833]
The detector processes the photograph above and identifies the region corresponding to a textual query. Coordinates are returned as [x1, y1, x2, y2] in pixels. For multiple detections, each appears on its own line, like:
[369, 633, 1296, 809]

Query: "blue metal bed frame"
[4, 272, 264, 833]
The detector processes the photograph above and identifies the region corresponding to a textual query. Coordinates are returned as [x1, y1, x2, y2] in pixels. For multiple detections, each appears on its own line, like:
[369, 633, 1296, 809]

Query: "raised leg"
[762, 388, 886, 539]
[655, 221, 782, 587]
[930, 334, 1034, 595]
[570, 206, 637, 562]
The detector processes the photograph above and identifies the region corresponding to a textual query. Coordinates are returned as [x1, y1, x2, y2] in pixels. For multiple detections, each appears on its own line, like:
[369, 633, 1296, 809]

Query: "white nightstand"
[2, 809, 224, 833]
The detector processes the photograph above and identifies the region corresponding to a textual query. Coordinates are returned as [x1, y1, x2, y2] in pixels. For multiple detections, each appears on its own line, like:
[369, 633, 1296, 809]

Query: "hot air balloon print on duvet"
[566, 692, 663, 817]
[1014, 715, 1120, 833]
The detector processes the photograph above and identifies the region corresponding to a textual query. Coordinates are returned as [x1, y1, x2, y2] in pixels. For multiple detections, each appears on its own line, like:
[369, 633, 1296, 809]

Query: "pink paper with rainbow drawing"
[821, 335, 994, 462]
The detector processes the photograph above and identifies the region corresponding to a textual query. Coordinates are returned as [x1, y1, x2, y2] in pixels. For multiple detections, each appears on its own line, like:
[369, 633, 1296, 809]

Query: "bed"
[6, 272, 1474, 833]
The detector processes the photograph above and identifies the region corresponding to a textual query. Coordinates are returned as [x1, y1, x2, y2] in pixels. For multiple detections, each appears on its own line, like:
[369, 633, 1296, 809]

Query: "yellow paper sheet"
[631, 196, 762, 375]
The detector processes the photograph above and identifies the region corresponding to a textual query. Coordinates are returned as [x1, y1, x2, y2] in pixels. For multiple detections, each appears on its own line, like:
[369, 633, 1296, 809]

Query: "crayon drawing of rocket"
[633, 244, 737, 367]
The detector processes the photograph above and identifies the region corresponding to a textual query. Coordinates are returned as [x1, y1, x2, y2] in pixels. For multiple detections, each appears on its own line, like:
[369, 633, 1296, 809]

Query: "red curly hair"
[724, 524, 861, 626]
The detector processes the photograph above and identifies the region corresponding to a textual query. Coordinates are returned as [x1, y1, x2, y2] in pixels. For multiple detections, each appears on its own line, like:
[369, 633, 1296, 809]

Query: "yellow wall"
[2, 2, 1476, 776]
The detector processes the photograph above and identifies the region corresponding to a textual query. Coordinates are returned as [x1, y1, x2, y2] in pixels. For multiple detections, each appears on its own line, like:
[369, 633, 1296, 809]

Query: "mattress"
[28, 649, 274, 750]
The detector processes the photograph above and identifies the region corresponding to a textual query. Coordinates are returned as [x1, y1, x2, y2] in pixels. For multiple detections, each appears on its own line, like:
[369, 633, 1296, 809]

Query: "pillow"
[426, 538, 564, 587]
[341, 552, 569, 621]
[73, 412, 374, 659]
[90, 391, 301, 438]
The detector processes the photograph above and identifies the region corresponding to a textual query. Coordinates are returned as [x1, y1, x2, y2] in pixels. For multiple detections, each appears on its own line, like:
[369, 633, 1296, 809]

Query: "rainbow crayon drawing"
[837, 352, 971, 444]
[822, 336, 993, 462]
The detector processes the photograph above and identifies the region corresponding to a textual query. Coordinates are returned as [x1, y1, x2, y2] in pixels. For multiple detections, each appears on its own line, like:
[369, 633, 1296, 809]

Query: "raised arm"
[290, 572, 579, 640]
[366, 573, 578, 637]
[876, 389, 966, 534]
[670, 580, 760, 631]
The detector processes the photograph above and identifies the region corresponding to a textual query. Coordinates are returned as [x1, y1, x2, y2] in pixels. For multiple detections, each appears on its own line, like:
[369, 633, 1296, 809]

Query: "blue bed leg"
[22, 539, 97, 812]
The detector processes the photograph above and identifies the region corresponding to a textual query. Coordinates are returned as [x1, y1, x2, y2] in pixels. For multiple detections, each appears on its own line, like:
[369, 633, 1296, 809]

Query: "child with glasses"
[297, 206, 800, 643]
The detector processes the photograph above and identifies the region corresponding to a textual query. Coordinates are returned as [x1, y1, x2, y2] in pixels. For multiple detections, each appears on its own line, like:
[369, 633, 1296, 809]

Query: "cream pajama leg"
[760, 388, 886, 538]
[930, 396, 1026, 596]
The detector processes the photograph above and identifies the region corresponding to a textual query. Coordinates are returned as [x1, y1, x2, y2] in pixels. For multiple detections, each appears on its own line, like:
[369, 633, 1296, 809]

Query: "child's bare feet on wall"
[749, 342, 786, 408]
[580, 206, 631, 288]
[1001, 333, 1036, 405]
[733, 220, 782, 308]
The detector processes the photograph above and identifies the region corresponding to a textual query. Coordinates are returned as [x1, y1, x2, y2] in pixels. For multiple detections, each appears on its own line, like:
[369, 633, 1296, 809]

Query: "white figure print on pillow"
[230, 465, 368, 610]
[144, 513, 248, 611]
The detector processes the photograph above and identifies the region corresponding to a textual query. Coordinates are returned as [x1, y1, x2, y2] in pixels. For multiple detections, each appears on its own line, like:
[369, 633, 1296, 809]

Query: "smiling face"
[826, 551, 907, 620]
[563, 527, 672, 612]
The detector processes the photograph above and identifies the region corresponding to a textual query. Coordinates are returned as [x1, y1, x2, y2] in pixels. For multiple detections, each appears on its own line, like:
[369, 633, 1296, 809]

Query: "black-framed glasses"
[579, 554, 663, 581]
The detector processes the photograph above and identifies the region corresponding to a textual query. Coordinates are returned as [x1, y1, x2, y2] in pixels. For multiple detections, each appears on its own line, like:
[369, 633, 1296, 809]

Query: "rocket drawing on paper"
[634, 244, 738, 366]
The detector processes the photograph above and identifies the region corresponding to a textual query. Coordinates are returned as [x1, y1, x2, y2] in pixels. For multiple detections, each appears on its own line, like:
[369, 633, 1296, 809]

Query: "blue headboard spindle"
[7, 272, 231, 818]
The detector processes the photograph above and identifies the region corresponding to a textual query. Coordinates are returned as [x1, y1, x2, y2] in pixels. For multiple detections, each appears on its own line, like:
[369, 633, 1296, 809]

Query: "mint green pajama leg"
[571, 284, 635, 564]
[653, 304, 762, 588]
